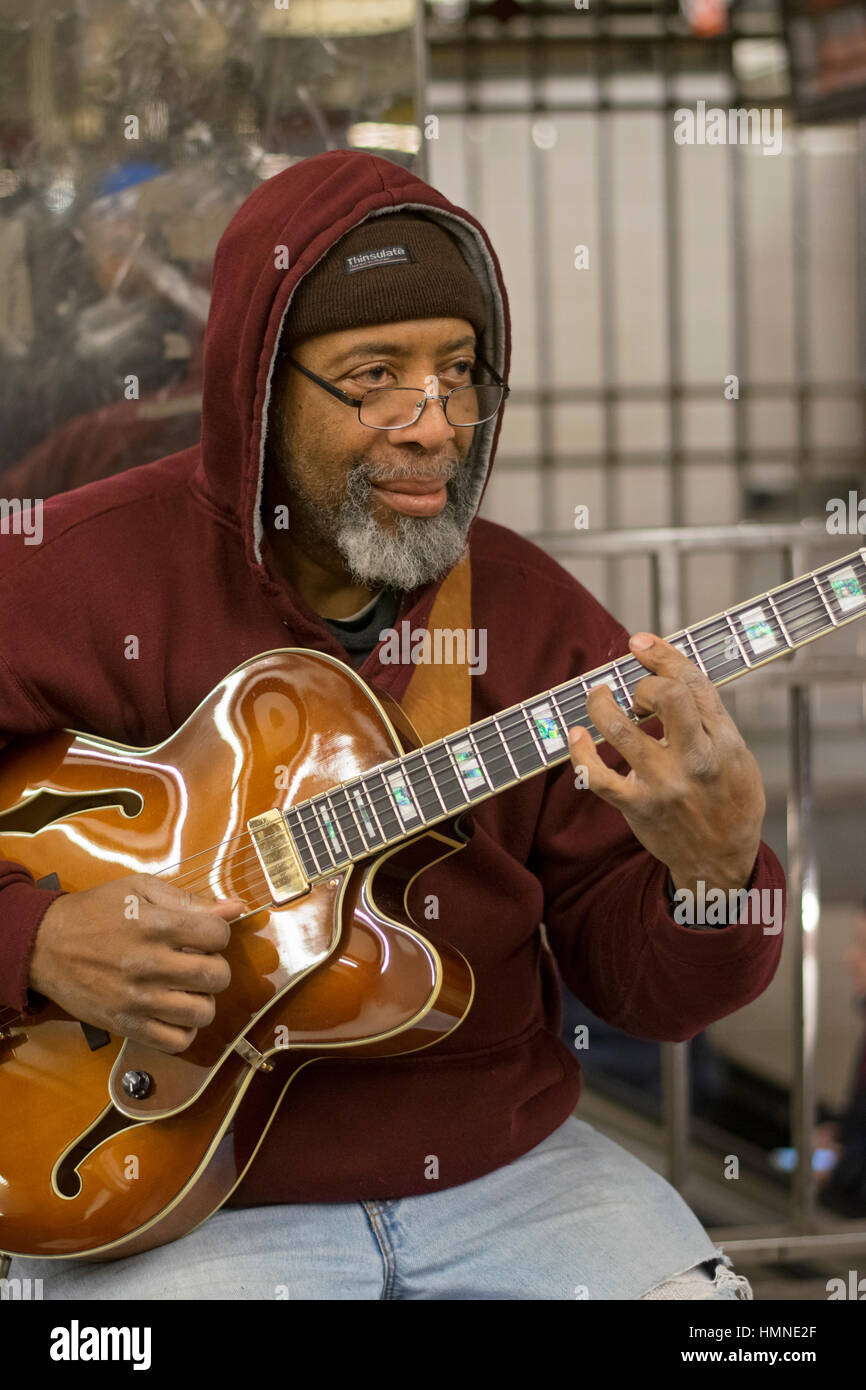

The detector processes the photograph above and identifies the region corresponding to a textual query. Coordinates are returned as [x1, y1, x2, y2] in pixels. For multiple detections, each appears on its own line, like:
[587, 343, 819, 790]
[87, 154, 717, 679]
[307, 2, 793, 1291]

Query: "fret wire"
[497, 708, 543, 768]
[772, 583, 834, 634]
[295, 805, 327, 874]
[312, 800, 345, 867]
[520, 705, 548, 761]
[783, 586, 828, 631]
[415, 735, 532, 788]
[319, 798, 348, 865]
[492, 717, 521, 778]
[284, 809, 318, 877]
[285, 807, 316, 862]
[473, 721, 520, 788]
[547, 690, 571, 737]
[441, 739, 467, 789]
[372, 571, 826, 794]
[723, 611, 752, 667]
[349, 779, 386, 843]
[464, 728, 494, 791]
[321, 794, 369, 860]
[683, 629, 709, 674]
[284, 555, 866, 858]
[488, 711, 535, 765]
[447, 731, 490, 799]
[335, 786, 367, 847]
[554, 688, 599, 739]
[324, 792, 356, 857]
[423, 739, 467, 793]
[812, 573, 838, 625]
[349, 775, 403, 846]
[371, 770, 405, 828]
[616, 658, 646, 690]
[397, 761, 427, 824]
[610, 663, 633, 708]
[766, 592, 793, 647]
[409, 577, 850, 796]
[419, 748, 448, 812]
[314, 796, 346, 861]
[657, 584, 818, 667]
[306, 802, 338, 870]
[296, 807, 327, 875]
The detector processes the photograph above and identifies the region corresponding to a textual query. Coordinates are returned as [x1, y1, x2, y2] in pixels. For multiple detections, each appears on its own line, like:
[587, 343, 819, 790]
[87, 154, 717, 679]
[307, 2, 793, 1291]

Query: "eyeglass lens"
[359, 384, 503, 429]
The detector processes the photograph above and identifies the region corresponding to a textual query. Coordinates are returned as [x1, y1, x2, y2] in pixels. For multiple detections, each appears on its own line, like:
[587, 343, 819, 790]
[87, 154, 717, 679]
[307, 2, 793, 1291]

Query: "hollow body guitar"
[1, 546, 865, 1262]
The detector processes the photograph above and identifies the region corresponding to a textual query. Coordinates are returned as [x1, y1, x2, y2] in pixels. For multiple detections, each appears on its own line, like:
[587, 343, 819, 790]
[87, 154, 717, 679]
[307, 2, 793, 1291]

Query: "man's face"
[265, 316, 481, 592]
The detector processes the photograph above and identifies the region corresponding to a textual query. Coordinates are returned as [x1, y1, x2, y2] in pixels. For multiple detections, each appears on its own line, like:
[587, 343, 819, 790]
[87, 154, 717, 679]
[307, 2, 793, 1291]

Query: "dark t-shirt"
[324, 588, 400, 667]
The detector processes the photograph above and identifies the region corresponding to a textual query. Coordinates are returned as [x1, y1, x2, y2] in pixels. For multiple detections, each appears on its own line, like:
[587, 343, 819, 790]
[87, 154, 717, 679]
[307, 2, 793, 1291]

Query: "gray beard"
[331, 461, 477, 591]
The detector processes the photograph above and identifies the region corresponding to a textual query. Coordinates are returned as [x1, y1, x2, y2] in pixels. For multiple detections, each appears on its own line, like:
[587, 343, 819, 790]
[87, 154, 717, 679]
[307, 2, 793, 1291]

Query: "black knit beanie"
[281, 213, 488, 347]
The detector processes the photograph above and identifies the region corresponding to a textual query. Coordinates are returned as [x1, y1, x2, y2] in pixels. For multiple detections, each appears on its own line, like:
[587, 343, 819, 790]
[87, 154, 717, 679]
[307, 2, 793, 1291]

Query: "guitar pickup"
[247, 809, 310, 903]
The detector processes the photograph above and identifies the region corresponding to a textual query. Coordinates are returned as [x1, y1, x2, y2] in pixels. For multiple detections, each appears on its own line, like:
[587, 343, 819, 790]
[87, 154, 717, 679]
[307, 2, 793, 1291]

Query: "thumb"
[209, 897, 249, 920]
[137, 875, 247, 918]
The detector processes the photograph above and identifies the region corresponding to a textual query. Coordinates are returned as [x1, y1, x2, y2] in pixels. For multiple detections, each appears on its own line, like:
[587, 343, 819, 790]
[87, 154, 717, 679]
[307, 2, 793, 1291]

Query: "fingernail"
[630, 633, 653, 651]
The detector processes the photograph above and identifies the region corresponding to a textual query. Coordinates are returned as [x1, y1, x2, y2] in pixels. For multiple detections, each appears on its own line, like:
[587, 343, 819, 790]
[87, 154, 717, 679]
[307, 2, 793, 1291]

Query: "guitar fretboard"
[282, 548, 866, 881]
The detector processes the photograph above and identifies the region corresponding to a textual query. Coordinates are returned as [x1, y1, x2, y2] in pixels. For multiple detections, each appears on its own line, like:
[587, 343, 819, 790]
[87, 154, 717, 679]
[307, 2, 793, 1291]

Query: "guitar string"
[200, 579, 850, 884]
[5, 576, 848, 925]
[24, 580, 853, 904]
[0, 575, 859, 1031]
[163, 576, 845, 888]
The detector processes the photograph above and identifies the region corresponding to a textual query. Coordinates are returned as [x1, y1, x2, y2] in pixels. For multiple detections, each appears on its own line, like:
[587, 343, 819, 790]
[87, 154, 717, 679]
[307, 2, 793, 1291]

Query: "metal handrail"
[528, 522, 866, 1256]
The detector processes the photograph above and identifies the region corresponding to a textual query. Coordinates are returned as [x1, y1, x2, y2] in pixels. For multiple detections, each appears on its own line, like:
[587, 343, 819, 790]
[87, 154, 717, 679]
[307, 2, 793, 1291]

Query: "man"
[0, 150, 784, 1300]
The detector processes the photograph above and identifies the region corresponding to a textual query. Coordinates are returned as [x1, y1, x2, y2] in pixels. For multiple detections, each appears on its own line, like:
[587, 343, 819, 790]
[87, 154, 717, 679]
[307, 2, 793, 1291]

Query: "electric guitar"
[1, 547, 864, 1262]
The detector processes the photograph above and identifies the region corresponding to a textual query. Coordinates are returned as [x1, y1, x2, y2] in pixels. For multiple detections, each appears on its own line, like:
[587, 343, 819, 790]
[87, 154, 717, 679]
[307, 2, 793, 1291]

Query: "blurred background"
[1, 0, 865, 1298]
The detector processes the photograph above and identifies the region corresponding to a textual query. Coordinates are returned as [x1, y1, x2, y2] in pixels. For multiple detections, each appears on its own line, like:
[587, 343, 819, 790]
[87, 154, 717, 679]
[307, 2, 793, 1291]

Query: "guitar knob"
[121, 1069, 153, 1099]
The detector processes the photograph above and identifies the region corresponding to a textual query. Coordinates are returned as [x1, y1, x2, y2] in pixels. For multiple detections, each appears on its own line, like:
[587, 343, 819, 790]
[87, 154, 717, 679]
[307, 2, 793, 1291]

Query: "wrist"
[668, 850, 759, 899]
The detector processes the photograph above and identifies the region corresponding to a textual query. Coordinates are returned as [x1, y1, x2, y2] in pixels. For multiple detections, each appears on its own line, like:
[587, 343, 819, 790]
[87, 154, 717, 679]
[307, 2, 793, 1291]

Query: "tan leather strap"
[399, 551, 473, 745]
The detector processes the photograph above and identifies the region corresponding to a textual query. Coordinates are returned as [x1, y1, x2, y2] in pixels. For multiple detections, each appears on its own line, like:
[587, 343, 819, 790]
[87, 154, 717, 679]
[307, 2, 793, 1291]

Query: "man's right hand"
[28, 875, 247, 1054]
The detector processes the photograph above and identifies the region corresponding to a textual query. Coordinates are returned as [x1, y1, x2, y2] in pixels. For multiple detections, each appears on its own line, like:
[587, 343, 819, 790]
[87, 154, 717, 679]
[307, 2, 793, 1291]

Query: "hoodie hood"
[195, 150, 510, 605]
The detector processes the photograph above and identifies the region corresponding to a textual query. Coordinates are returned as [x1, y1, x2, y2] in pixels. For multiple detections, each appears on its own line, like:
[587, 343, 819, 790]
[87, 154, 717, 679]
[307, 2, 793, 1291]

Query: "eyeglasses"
[281, 349, 510, 431]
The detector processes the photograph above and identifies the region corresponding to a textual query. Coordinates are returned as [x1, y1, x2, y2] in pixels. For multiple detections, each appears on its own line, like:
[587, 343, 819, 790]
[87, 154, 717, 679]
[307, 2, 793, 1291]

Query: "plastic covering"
[0, 0, 422, 497]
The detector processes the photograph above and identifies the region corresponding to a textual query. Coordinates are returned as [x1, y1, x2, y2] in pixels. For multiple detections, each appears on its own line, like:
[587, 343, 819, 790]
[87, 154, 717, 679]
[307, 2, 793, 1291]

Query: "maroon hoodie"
[0, 150, 785, 1204]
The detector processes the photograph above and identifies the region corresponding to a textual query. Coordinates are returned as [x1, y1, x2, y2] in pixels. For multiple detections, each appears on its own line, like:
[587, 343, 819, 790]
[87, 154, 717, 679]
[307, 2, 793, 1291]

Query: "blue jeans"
[7, 1114, 751, 1300]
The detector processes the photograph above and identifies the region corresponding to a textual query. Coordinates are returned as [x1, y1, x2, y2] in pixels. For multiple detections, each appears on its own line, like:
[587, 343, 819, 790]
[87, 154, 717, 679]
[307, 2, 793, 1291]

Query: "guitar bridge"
[247, 809, 309, 904]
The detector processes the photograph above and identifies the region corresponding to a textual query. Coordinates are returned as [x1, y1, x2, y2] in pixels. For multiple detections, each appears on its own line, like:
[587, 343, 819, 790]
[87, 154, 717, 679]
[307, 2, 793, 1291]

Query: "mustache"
[352, 458, 460, 486]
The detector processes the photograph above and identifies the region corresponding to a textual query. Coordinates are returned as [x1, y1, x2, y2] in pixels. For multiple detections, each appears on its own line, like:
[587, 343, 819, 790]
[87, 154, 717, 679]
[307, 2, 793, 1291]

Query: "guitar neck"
[284, 547, 866, 881]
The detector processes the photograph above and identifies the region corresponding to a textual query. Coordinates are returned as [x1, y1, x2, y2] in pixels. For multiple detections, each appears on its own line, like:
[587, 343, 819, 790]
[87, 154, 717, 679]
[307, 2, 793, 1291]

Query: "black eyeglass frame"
[280, 348, 510, 430]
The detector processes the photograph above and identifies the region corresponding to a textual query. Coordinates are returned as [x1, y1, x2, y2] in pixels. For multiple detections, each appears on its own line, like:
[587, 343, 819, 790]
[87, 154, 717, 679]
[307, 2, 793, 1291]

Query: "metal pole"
[413, 0, 430, 182]
[656, 539, 688, 1189]
[788, 681, 820, 1229]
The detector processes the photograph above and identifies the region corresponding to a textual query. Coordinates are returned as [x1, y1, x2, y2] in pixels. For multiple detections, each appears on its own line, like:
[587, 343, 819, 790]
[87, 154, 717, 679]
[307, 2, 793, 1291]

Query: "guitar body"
[0, 649, 474, 1262]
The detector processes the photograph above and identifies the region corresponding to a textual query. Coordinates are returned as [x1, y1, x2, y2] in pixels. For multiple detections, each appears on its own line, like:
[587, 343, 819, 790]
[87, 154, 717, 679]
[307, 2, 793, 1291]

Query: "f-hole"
[0, 789, 143, 834]
[53, 1108, 141, 1199]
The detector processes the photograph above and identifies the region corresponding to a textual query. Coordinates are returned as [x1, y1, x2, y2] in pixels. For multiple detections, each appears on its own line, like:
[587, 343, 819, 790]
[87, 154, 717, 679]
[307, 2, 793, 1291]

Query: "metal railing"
[529, 521, 866, 1256]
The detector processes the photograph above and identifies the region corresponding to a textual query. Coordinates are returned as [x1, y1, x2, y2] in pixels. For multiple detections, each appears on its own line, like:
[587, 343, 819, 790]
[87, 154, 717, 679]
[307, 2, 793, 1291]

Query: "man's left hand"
[567, 632, 765, 897]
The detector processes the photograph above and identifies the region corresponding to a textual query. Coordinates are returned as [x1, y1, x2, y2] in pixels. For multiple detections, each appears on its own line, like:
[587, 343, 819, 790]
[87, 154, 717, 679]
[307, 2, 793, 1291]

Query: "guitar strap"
[398, 550, 473, 745]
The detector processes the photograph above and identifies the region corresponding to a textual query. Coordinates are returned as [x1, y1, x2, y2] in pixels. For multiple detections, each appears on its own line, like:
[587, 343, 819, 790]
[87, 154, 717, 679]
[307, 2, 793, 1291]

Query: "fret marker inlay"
[739, 605, 777, 655]
[451, 738, 485, 790]
[530, 702, 567, 753]
[830, 565, 865, 613]
[387, 772, 418, 822]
